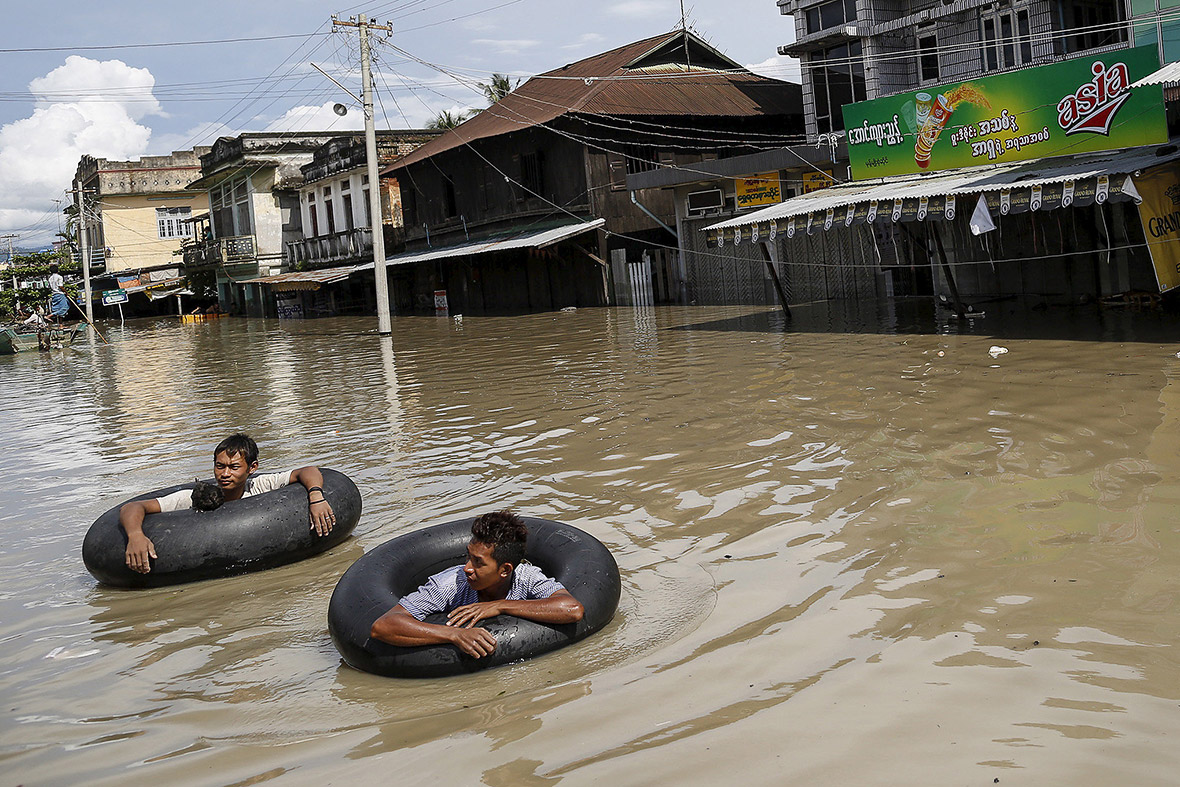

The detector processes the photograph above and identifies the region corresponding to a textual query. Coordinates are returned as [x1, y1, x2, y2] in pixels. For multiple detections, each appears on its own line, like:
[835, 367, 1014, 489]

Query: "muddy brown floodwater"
[3, 303, 1180, 785]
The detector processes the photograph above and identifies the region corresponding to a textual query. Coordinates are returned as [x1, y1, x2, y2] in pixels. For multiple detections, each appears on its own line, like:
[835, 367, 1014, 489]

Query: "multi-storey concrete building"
[289, 130, 439, 271]
[74, 149, 208, 276]
[777, 0, 1139, 140]
[181, 132, 342, 315]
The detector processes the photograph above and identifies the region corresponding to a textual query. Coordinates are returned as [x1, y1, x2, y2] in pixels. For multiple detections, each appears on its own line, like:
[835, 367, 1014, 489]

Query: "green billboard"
[843, 46, 1167, 180]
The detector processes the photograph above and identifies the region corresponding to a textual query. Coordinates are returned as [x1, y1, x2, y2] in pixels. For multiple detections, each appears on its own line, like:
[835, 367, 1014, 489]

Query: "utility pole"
[333, 13, 394, 336]
[0, 233, 17, 266]
[71, 180, 94, 323]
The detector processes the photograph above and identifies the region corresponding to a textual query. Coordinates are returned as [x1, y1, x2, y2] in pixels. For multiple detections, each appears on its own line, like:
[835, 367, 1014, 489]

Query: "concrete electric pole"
[0, 234, 17, 266]
[71, 181, 94, 323]
[332, 14, 394, 336]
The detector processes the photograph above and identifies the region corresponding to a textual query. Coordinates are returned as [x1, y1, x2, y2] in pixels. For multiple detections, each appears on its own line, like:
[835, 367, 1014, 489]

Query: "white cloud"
[563, 32, 607, 50]
[263, 101, 365, 134]
[0, 56, 162, 245]
[470, 38, 541, 55]
[459, 17, 498, 32]
[745, 54, 802, 83]
[148, 121, 239, 157]
[606, 0, 669, 18]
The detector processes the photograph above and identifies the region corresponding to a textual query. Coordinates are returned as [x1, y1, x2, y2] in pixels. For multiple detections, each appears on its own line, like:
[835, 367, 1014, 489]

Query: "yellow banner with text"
[1135, 165, 1180, 293]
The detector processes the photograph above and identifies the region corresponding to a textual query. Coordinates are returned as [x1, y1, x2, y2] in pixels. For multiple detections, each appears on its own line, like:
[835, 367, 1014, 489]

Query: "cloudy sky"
[0, 0, 799, 246]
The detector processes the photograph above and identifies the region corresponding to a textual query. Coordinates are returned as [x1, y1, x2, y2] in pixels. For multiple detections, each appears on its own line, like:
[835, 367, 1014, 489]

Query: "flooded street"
[3, 303, 1180, 784]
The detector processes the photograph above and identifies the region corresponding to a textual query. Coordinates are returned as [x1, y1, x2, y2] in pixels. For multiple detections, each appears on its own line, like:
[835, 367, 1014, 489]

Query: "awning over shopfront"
[145, 286, 194, 301]
[369, 219, 606, 268]
[121, 277, 186, 294]
[239, 265, 364, 292]
[702, 145, 1180, 246]
[1132, 61, 1180, 87]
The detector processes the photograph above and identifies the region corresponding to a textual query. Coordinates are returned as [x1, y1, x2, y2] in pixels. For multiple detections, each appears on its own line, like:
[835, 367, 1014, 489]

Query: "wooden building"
[384, 29, 804, 313]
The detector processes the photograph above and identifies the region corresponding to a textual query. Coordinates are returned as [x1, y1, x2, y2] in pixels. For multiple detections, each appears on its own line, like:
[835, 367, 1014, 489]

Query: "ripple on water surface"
[2, 306, 1180, 784]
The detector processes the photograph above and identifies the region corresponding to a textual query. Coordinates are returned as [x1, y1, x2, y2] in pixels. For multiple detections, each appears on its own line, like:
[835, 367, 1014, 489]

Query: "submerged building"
[683, 0, 1180, 313]
[384, 29, 805, 313]
[73, 149, 210, 316]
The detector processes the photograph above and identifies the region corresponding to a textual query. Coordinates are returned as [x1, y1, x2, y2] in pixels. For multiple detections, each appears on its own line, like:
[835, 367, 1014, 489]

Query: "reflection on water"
[2, 305, 1180, 783]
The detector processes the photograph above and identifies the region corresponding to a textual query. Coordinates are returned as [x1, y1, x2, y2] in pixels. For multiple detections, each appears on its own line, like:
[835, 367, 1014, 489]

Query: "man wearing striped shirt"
[370, 511, 584, 658]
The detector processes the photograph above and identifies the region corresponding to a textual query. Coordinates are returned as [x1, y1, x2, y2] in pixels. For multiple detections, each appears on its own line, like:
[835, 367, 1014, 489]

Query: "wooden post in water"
[760, 241, 791, 319]
[930, 223, 966, 319]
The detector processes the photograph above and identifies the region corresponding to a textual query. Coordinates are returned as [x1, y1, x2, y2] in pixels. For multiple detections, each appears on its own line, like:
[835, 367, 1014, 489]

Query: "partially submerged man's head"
[464, 510, 527, 592]
[191, 479, 224, 512]
[213, 433, 259, 495]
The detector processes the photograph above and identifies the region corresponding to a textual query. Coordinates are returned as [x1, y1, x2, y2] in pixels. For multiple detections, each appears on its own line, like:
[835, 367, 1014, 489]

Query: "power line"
[0, 32, 331, 54]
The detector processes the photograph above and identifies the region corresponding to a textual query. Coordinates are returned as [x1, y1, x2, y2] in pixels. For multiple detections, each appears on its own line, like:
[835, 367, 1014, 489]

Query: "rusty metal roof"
[389, 30, 802, 171]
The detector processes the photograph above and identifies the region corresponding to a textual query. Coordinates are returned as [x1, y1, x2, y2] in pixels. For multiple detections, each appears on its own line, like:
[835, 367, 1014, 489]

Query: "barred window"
[156, 207, 193, 239]
[520, 151, 546, 196]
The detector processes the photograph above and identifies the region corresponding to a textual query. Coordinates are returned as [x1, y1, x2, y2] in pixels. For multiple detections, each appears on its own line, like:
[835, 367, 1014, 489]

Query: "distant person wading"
[47, 263, 68, 322]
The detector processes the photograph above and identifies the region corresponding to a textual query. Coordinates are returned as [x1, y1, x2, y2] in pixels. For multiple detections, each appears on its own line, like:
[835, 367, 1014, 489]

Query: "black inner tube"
[328, 517, 621, 678]
[82, 468, 361, 588]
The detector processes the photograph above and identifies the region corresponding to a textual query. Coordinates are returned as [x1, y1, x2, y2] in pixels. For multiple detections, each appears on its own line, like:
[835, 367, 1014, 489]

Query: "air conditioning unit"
[686, 188, 724, 217]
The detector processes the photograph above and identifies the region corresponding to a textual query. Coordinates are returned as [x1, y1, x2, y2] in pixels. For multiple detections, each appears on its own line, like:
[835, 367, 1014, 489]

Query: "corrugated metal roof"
[705, 144, 1180, 231]
[1131, 62, 1180, 87]
[145, 286, 193, 301]
[356, 219, 606, 268]
[240, 266, 363, 289]
[388, 31, 801, 171]
[122, 277, 185, 294]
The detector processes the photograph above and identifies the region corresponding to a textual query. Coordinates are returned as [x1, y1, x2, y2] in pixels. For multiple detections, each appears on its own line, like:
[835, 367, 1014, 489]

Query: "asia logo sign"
[843, 46, 1166, 180]
[1057, 61, 1131, 135]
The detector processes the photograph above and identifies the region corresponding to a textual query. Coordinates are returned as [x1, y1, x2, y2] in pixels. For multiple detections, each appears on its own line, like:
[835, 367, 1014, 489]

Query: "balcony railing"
[182, 234, 257, 269]
[286, 227, 373, 269]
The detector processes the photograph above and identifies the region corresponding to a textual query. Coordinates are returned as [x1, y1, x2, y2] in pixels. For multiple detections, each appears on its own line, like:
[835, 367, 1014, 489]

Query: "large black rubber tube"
[82, 468, 361, 588]
[328, 517, 620, 678]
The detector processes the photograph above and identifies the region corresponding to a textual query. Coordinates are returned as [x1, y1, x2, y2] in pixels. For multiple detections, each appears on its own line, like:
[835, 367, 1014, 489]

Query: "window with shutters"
[443, 176, 458, 218]
[156, 207, 193, 239]
[607, 152, 627, 191]
[520, 151, 545, 197]
[918, 31, 939, 82]
[625, 146, 660, 175]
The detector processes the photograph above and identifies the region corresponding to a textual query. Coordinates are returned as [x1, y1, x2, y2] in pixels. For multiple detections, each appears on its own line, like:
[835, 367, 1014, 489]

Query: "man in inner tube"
[117, 433, 337, 573]
[370, 510, 585, 658]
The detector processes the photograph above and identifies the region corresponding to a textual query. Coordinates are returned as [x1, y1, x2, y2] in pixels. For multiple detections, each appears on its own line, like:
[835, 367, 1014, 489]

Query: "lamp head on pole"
[333, 103, 348, 117]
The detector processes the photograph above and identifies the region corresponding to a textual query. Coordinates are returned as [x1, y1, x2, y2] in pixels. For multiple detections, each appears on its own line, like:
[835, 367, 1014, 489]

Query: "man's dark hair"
[214, 433, 258, 465]
[191, 479, 224, 512]
[49, 263, 59, 273]
[471, 510, 527, 567]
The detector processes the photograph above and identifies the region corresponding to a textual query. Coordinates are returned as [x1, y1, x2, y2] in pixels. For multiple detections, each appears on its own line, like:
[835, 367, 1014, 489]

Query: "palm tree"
[429, 109, 470, 130]
[478, 73, 520, 105]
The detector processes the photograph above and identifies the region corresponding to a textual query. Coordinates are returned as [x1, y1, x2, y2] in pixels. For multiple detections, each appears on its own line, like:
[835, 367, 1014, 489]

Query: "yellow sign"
[735, 172, 782, 209]
[801, 170, 835, 194]
[1135, 165, 1180, 293]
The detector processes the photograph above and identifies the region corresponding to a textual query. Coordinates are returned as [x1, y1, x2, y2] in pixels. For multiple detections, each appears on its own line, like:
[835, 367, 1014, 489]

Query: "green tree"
[478, 73, 520, 105]
[429, 109, 471, 130]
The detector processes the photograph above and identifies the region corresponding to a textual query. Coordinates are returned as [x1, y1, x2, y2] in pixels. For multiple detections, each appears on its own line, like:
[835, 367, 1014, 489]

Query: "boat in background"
[0, 324, 84, 354]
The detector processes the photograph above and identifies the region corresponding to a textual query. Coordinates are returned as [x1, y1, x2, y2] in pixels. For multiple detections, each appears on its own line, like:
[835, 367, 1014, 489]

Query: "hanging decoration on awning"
[969, 195, 996, 236]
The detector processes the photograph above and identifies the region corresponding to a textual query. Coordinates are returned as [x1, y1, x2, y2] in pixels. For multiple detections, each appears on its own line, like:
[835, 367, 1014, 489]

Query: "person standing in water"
[47, 263, 69, 323]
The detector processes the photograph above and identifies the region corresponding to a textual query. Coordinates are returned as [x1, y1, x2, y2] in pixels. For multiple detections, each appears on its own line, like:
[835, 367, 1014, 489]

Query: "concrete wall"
[249, 169, 285, 266]
[300, 168, 373, 237]
[99, 192, 203, 274]
[387, 248, 607, 314]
